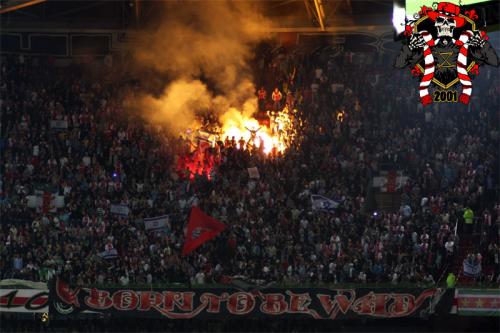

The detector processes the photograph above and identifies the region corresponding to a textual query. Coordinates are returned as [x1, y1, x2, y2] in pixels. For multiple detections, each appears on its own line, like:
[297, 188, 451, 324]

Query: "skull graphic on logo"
[435, 16, 456, 38]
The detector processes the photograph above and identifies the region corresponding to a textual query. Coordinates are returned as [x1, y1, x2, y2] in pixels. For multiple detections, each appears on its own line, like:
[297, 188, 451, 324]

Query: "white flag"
[311, 194, 340, 213]
[144, 215, 170, 232]
[110, 204, 130, 217]
[248, 167, 260, 179]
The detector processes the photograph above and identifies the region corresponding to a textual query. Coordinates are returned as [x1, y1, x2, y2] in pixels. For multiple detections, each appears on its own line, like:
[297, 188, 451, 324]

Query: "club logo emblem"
[395, 2, 499, 106]
[192, 227, 210, 239]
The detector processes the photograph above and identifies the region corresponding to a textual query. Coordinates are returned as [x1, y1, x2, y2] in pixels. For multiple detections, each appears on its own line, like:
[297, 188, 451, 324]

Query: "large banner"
[0, 289, 49, 313]
[50, 279, 453, 319]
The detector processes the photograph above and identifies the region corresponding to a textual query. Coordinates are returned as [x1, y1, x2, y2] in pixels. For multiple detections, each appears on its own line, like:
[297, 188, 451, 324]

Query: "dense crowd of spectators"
[1, 46, 499, 288]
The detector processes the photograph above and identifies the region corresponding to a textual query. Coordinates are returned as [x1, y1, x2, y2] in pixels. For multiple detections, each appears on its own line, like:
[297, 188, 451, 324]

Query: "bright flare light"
[220, 108, 294, 155]
[184, 106, 297, 156]
[179, 106, 298, 180]
[393, 2, 407, 35]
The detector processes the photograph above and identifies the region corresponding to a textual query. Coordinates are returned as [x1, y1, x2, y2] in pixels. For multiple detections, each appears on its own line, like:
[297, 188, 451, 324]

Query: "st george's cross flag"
[182, 206, 226, 256]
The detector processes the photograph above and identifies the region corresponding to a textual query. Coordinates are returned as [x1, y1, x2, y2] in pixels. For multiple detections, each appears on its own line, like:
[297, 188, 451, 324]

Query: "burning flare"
[178, 105, 298, 180]
[219, 106, 296, 155]
[185, 106, 297, 155]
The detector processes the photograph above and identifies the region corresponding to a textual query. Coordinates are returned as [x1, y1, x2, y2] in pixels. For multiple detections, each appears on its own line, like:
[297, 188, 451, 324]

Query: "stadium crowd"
[0, 46, 499, 288]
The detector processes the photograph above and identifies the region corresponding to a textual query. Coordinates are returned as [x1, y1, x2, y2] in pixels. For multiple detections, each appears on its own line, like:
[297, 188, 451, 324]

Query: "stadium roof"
[0, 0, 394, 32]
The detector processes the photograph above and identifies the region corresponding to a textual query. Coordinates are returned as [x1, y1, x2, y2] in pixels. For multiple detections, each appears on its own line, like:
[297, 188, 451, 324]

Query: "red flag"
[182, 207, 226, 256]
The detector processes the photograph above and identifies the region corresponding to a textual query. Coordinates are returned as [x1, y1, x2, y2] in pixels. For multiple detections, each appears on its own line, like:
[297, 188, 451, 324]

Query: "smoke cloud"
[129, 1, 271, 133]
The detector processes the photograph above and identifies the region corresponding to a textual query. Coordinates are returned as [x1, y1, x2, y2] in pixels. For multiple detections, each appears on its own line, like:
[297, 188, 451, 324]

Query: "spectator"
[446, 272, 456, 288]
[463, 207, 474, 234]
[271, 87, 282, 111]
[257, 86, 267, 111]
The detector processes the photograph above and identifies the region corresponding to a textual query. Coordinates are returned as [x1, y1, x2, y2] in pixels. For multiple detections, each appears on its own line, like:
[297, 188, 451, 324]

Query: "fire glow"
[219, 106, 296, 155]
[178, 106, 298, 180]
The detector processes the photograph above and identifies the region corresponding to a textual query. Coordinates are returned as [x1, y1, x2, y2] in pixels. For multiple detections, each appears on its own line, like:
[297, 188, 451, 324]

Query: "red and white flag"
[182, 207, 226, 256]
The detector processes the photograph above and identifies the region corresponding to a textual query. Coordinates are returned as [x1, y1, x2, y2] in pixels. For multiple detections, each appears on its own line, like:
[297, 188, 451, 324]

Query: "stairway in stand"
[374, 193, 401, 213]
[454, 231, 479, 285]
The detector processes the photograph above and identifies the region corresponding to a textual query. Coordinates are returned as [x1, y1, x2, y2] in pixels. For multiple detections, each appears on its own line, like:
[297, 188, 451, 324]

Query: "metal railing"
[59, 280, 498, 290]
